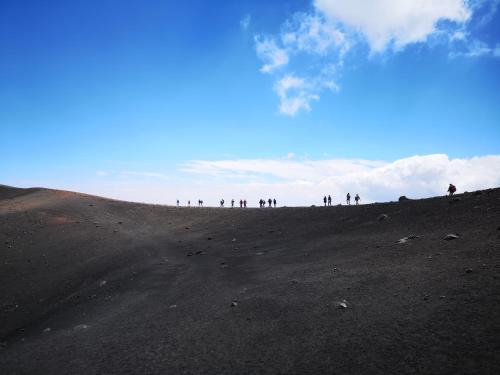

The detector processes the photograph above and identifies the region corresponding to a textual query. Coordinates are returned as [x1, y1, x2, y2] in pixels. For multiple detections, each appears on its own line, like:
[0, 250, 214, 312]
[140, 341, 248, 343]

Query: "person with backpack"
[448, 184, 457, 196]
[354, 194, 360, 205]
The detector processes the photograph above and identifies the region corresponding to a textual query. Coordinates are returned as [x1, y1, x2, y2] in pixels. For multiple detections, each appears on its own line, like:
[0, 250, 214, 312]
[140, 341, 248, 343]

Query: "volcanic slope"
[0, 185, 499, 374]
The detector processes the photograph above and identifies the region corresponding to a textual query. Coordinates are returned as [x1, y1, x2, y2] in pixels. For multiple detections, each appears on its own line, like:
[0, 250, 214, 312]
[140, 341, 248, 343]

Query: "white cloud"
[181, 154, 500, 206]
[254, 0, 499, 115]
[240, 14, 251, 30]
[274, 74, 319, 116]
[96, 171, 108, 177]
[281, 13, 350, 56]
[450, 39, 500, 58]
[75, 155, 500, 207]
[314, 0, 471, 52]
[255, 36, 289, 73]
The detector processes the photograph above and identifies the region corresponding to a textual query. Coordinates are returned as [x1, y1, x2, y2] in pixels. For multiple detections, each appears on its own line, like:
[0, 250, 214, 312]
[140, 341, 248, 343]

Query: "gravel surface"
[1, 185, 499, 374]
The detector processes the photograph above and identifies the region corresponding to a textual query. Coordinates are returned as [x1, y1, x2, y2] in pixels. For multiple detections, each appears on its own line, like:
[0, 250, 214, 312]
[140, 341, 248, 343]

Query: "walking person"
[188, 200, 191, 207]
[328, 195, 332, 206]
[323, 196, 327, 207]
[177, 199, 179, 207]
[268, 198, 272, 207]
[240, 199, 243, 208]
[354, 194, 360, 205]
[346, 193, 351, 205]
[231, 199, 235, 208]
[220, 199, 224, 208]
[273, 198, 276, 208]
[447, 183, 457, 196]
[243, 199, 247, 208]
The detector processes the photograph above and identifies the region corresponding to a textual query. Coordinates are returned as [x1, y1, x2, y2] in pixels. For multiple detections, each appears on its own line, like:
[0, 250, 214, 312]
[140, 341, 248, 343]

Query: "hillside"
[1, 185, 499, 374]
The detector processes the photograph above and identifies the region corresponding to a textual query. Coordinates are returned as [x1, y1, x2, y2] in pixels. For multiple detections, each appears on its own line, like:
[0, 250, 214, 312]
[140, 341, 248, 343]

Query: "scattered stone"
[117, 221, 123, 224]
[113, 229, 118, 233]
[2, 303, 19, 313]
[396, 235, 419, 244]
[169, 304, 177, 309]
[335, 300, 348, 309]
[195, 250, 204, 255]
[423, 295, 430, 301]
[43, 327, 51, 333]
[473, 191, 482, 196]
[73, 324, 89, 331]
[231, 300, 238, 307]
[398, 196, 410, 202]
[439, 295, 446, 299]
[444, 234, 459, 241]
[465, 268, 473, 274]
[450, 197, 461, 203]
[99, 280, 107, 287]
[207, 237, 212, 241]
[377, 214, 389, 221]
[232, 238, 237, 242]
[185, 227, 190, 230]
[186, 252, 193, 257]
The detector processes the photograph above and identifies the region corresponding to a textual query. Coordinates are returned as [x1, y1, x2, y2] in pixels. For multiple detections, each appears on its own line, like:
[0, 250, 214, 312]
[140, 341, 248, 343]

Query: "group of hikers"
[259, 198, 277, 208]
[322, 193, 361, 206]
[176, 184, 458, 208]
[220, 199, 249, 208]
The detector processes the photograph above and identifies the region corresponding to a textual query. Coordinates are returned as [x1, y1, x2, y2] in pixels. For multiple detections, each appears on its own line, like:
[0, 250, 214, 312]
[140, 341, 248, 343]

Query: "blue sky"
[1, 0, 500, 205]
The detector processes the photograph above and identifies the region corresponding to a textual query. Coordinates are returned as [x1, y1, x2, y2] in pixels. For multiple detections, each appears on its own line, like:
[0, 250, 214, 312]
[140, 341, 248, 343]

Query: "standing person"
[354, 194, 360, 205]
[447, 183, 456, 196]
[268, 198, 272, 207]
[328, 195, 332, 206]
[177, 199, 179, 207]
[273, 198, 276, 208]
[188, 200, 191, 207]
[231, 199, 235, 208]
[243, 199, 247, 208]
[240, 199, 243, 208]
[323, 196, 327, 207]
[220, 199, 225, 207]
[346, 193, 351, 205]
